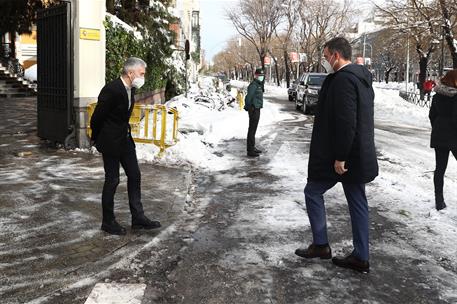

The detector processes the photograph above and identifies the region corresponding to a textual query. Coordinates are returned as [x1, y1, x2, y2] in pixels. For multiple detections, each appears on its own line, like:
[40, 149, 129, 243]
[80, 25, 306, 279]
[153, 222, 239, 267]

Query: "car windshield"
[307, 75, 326, 86]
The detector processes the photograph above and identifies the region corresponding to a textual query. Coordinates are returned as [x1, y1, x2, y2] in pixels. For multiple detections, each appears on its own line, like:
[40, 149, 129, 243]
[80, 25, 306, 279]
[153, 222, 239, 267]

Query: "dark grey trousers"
[247, 107, 260, 152]
[101, 139, 144, 222]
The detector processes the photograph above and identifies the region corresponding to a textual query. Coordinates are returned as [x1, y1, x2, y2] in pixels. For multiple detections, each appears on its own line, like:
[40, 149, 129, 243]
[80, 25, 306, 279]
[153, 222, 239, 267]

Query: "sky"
[199, 0, 376, 65]
[200, 0, 238, 64]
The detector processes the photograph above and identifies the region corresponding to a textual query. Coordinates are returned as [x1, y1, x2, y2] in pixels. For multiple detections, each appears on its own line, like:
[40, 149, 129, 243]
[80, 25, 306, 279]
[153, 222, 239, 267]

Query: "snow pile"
[370, 83, 457, 267]
[374, 82, 430, 129]
[106, 13, 142, 40]
[135, 77, 293, 170]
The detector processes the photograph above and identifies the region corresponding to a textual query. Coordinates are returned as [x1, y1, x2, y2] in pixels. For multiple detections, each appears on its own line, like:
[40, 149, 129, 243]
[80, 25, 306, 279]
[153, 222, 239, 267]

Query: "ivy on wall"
[104, 7, 185, 97]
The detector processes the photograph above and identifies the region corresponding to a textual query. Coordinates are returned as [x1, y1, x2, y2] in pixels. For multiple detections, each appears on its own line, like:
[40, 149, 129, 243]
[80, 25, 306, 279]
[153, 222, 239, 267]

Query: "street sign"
[290, 52, 299, 63]
[299, 53, 307, 62]
[264, 56, 271, 66]
[80, 28, 100, 41]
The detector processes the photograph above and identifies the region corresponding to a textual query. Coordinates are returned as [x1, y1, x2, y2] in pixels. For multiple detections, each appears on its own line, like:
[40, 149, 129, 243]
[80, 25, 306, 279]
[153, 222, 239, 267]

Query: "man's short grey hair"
[122, 57, 147, 75]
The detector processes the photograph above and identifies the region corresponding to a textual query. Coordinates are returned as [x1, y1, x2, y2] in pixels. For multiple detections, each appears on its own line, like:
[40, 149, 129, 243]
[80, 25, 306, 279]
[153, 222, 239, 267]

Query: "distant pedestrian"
[295, 37, 378, 273]
[90, 57, 161, 235]
[428, 69, 457, 211]
[424, 77, 436, 101]
[244, 68, 265, 157]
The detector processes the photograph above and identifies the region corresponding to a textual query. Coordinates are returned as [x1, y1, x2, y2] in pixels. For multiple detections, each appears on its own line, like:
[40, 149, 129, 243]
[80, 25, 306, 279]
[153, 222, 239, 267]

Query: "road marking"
[84, 283, 146, 304]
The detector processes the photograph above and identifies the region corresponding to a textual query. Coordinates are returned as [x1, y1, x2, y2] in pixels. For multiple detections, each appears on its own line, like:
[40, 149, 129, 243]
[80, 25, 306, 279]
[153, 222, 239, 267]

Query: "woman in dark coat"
[429, 69, 457, 210]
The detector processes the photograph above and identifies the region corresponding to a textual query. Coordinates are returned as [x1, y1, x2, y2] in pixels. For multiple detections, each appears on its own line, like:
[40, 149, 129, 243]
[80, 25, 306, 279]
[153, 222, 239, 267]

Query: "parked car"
[295, 72, 327, 114]
[287, 79, 299, 101]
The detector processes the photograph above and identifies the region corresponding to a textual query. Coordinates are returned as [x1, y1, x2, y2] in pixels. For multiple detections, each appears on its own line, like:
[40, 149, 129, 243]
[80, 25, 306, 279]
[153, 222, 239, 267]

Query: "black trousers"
[247, 107, 260, 152]
[434, 148, 457, 197]
[101, 138, 144, 222]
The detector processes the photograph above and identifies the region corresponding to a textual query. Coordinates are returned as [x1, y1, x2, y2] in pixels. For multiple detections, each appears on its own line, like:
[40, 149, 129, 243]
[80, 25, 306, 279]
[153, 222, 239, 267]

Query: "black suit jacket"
[90, 78, 136, 156]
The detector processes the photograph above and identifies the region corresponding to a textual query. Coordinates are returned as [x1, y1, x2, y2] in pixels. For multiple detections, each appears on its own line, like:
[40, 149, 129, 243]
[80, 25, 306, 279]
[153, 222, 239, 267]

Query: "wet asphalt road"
[2, 94, 456, 303]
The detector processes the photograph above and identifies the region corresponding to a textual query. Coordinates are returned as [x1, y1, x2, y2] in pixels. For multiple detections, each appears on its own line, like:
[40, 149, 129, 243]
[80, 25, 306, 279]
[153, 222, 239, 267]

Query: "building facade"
[174, 0, 201, 82]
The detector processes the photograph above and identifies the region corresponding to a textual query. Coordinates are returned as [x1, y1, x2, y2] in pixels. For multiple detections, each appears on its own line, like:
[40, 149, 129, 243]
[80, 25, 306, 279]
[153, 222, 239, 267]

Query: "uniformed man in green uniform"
[244, 68, 265, 157]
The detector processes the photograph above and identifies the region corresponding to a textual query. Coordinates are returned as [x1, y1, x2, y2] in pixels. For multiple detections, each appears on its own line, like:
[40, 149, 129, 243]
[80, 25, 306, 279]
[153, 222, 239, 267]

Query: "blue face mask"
[257, 76, 264, 82]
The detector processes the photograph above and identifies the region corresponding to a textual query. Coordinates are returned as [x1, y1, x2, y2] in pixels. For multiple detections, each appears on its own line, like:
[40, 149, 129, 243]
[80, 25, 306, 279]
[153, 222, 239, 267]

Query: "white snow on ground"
[78, 78, 457, 302]
[84, 283, 146, 304]
[208, 80, 457, 302]
[134, 77, 293, 170]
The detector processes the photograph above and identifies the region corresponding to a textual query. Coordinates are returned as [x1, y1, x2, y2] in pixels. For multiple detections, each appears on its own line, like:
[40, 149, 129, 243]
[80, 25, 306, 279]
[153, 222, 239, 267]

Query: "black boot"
[132, 216, 161, 230]
[101, 219, 127, 235]
[247, 150, 260, 157]
[435, 193, 447, 211]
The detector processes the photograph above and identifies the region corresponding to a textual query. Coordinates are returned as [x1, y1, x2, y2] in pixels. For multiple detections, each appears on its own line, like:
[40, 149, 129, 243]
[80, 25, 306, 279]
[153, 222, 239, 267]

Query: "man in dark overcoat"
[295, 38, 378, 273]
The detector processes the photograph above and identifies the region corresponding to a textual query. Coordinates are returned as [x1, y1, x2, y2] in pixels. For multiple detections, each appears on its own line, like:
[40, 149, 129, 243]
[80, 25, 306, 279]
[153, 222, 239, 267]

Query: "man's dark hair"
[324, 37, 352, 60]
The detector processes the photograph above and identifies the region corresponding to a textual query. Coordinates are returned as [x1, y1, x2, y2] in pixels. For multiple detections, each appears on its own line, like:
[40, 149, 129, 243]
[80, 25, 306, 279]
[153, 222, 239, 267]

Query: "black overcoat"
[429, 84, 457, 150]
[307, 64, 378, 184]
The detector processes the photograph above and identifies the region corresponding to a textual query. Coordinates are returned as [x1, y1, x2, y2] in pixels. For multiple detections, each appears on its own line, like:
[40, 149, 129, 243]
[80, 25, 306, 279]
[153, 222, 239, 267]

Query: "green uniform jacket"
[244, 79, 264, 110]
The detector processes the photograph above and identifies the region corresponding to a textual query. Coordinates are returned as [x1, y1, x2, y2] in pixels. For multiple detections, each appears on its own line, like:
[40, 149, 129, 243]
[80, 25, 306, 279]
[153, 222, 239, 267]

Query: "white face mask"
[131, 76, 145, 89]
[257, 76, 264, 82]
[322, 54, 336, 73]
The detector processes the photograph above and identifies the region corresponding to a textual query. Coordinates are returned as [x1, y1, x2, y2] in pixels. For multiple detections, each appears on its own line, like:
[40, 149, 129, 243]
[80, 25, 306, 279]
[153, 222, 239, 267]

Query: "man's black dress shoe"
[132, 216, 161, 230]
[101, 220, 127, 235]
[247, 151, 260, 157]
[295, 244, 332, 259]
[332, 254, 370, 273]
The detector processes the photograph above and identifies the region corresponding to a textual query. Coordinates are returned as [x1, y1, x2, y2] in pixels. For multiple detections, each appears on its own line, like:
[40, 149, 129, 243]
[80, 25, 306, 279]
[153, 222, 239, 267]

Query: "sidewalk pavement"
[0, 97, 192, 304]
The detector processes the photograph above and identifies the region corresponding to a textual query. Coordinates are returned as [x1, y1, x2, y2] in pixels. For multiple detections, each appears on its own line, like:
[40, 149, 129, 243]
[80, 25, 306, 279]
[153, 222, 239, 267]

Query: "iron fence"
[399, 90, 432, 108]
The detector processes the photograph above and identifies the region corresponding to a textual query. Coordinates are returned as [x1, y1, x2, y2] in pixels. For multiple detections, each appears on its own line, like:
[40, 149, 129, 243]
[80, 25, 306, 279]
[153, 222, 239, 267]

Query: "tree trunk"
[273, 57, 280, 86]
[106, 0, 115, 13]
[439, 0, 457, 68]
[418, 56, 428, 99]
[384, 67, 393, 83]
[284, 49, 290, 88]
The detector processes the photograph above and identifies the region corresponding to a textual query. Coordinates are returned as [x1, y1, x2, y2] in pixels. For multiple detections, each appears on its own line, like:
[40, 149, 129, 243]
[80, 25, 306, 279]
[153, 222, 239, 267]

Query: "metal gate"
[36, 3, 74, 146]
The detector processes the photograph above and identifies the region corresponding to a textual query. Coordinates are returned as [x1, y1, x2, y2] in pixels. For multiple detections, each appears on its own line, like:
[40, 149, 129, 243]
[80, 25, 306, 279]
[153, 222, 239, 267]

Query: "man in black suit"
[90, 57, 161, 235]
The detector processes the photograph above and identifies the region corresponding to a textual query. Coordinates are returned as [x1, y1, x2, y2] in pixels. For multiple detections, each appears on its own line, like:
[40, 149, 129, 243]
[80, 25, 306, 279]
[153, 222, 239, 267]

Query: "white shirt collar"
[121, 76, 132, 89]
[337, 62, 352, 71]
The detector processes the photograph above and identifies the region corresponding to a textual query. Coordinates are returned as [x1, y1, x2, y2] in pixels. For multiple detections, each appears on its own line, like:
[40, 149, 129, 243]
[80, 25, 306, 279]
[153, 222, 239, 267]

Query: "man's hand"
[334, 160, 348, 175]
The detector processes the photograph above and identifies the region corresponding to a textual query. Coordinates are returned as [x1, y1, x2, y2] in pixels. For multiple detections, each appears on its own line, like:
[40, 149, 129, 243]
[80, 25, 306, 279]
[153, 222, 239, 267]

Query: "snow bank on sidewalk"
[374, 82, 430, 129]
[135, 77, 293, 170]
[371, 82, 457, 270]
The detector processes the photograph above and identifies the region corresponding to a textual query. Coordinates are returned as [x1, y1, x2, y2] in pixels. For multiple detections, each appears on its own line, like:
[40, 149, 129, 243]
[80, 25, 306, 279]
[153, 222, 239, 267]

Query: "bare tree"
[438, 0, 457, 68]
[297, 0, 356, 72]
[274, 0, 301, 87]
[372, 29, 407, 83]
[376, 0, 441, 94]
[227, 0, 284, 75]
